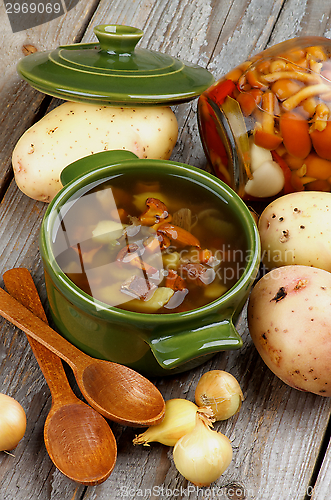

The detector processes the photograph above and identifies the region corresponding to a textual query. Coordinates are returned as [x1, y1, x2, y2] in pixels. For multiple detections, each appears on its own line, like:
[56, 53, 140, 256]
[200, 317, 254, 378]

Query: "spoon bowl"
[3, 268, 117, 485]
[81, 361, 166, 425]
[45, 400, 116, 484]
[0, 284, 165, 427]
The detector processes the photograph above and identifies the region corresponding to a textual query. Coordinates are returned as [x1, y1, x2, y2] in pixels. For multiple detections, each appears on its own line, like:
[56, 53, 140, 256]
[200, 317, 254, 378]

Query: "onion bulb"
[195, 370, 244, 421]
[0, 393, 26, 451]
[173, 412, 232, 486]
[133, 398, 208, 447]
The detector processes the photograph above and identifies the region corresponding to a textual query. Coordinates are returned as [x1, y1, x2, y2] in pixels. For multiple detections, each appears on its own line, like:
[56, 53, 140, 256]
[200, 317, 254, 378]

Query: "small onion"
[173, 412, 232, 486]
[0, 393, 27, 451]
[195, 370, 244, 421]
[133, 399, 200, 447]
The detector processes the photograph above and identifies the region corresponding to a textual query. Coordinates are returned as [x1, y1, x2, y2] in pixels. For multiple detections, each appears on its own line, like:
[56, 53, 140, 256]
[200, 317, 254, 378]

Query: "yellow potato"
[258, 191, 331, 272]
[12, 102, 178, 202]
[128, 287, 174, 313]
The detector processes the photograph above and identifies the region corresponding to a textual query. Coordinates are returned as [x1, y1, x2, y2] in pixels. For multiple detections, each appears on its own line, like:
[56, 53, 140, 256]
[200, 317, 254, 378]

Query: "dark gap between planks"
[304, 413, 331, 500]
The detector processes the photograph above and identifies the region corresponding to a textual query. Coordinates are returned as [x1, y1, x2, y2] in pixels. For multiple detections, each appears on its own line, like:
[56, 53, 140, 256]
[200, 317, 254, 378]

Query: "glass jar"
[197, 36, 331, 201]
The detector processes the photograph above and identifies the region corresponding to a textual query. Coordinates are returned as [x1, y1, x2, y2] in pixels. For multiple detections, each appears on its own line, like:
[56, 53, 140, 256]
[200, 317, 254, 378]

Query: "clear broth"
[52, 172, 248, 313]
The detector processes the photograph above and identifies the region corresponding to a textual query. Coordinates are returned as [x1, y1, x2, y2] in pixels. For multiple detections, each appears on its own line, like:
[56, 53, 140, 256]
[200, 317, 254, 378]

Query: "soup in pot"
[51, 172, 249, 313]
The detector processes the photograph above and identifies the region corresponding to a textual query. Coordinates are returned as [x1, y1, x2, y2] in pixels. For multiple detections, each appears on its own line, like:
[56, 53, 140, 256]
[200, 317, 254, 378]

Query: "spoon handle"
[3, 269, 78, 405]
[0, 285, 89, 375]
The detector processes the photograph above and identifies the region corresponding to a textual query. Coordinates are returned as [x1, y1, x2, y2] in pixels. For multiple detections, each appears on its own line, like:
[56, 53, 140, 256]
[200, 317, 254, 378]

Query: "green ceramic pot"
[40, 150, 261, 377]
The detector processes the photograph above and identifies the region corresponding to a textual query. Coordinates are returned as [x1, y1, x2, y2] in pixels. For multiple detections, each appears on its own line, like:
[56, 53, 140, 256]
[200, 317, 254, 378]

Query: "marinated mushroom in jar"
[198, 37, 331, 200]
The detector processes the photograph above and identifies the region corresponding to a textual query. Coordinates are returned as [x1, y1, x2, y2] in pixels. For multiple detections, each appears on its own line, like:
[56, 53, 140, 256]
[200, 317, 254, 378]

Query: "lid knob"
[93, 24, 144, 55]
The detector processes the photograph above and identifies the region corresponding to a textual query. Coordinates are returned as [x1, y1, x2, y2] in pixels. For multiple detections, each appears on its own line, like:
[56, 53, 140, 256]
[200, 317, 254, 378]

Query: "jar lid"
[17, 24, 215, 106]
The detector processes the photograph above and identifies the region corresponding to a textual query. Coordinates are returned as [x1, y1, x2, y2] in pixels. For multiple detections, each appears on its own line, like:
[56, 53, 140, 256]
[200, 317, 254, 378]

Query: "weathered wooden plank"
[0, 183, 87, 500]
[0, 2, 197, 499]
[77, 1, 331, 499]
[310, 436, 331, 500]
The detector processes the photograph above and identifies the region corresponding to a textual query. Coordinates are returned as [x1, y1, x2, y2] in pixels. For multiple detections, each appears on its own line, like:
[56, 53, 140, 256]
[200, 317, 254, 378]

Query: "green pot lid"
[17, 24, 215, 106]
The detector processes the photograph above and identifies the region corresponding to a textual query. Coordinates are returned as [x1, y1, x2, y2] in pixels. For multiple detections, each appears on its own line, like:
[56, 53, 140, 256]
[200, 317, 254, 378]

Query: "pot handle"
[146, 317, 243, 370]
[60, 150, 139, 186]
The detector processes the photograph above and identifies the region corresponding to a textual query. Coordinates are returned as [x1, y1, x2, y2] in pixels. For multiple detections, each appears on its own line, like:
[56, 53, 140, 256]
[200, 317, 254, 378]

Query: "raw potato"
[247, 265, 331, 396]
[12, 102, 178, 202]
[258, 191, 331, 271]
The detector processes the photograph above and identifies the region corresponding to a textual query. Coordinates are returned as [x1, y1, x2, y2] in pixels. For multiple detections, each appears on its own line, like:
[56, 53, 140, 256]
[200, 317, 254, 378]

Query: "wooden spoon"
[3, 268, 117, 486]
[0, 278, 165, 427]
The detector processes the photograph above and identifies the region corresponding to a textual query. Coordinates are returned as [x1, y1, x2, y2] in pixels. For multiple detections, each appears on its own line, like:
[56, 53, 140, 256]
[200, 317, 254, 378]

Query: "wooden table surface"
[1, 1, 331, 499]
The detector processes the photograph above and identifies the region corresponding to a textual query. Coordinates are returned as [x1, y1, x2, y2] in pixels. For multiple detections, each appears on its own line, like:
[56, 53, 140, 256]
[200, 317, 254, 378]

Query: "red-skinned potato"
[248, 265, 331, 396]
[12, 102, 178, 203]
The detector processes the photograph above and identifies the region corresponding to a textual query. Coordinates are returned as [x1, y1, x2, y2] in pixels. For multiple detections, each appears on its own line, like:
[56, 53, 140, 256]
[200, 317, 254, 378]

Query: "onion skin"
[195, 370, 243, 421]
[133, 399, 199, 447]
[0, 393, 27, 451]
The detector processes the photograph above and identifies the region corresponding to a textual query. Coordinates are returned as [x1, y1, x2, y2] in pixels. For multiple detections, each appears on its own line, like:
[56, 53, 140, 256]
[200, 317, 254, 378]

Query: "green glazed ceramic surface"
[40, 151, 261, 376]
[17, 24, 215, 106]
